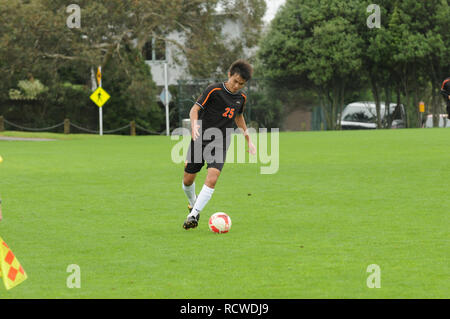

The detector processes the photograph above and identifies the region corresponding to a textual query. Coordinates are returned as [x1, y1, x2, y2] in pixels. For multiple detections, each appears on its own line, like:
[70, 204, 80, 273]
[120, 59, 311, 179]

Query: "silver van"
[340, 101, 406, 129]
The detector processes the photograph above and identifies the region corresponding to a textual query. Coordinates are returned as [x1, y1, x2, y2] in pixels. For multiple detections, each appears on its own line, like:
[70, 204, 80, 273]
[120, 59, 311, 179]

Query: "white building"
[143, 32, 188, 86]
[143, 19, 253, 87]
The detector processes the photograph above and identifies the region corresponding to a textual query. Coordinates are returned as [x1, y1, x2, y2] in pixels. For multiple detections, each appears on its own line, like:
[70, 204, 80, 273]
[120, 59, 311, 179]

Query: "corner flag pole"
[164, 62, 170, 136]
[98, 66, 103, 136]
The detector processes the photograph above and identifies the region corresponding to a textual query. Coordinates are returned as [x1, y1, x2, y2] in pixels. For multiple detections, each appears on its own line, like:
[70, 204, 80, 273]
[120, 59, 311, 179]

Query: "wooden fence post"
[0, 116, 4, 132]
[64, 118, 70, 134]
[130, 120, 136, 136]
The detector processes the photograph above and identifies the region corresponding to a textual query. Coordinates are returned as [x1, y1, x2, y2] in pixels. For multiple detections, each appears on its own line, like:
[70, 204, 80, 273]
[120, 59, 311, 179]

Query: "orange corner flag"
[0, 236, 27, 290]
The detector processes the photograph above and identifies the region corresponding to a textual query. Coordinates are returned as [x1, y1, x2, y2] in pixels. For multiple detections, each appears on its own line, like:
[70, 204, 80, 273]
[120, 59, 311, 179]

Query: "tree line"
[1, 0, 448, 132]
[0, 0, 266, 133]
[257, 0, 449, 129]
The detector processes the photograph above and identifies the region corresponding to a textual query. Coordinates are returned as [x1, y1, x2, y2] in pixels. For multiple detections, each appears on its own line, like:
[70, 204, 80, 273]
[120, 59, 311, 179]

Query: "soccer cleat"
[187, 204, 200, 221]
[183, 204, 198, 230]
[183, 215, 198, 230]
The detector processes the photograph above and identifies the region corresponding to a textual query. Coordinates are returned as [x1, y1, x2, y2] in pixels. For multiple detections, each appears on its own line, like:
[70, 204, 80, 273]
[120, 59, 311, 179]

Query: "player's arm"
[189, 104, 201, 141]
[235, 114, 256, 155]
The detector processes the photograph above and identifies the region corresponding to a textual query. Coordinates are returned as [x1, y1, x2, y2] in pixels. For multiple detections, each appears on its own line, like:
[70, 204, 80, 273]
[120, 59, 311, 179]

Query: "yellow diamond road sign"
[90, 87, 110, 108]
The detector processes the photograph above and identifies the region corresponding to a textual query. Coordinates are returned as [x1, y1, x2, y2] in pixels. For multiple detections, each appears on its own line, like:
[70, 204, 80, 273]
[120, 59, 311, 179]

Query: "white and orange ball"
[208, 212, 232, 234]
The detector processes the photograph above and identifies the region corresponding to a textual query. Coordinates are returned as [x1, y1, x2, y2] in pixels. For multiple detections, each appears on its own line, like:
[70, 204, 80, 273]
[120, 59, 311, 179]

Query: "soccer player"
[182, 60, 256, 229]
[441, 77, 450, 117]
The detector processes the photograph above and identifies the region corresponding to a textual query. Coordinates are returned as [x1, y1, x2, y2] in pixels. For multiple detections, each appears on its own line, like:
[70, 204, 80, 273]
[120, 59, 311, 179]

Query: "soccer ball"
[208, 212, 232, 233]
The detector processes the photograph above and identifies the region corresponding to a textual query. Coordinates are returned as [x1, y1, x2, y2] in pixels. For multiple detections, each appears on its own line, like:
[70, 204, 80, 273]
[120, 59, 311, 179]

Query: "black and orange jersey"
[195, 82, 247, 140]
[442, 77, 450, 116]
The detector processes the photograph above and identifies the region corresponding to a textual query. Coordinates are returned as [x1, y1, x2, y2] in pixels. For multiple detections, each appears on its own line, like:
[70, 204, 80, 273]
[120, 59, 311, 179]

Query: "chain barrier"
[2, 118, 164, 135]
[103, 124, 131, 134]
[135, 124, 164, 135]
[3, 119, 64, 132]
[69, 122, 99, 134]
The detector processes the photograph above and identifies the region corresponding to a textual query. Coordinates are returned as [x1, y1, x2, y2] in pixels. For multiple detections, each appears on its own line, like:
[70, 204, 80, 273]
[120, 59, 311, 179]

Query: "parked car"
[422, 114, 450, 128]
[340, 101, 406, 130]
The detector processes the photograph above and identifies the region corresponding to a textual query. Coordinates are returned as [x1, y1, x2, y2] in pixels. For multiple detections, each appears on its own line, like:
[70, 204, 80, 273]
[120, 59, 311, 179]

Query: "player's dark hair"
[229, 60, 253, 82]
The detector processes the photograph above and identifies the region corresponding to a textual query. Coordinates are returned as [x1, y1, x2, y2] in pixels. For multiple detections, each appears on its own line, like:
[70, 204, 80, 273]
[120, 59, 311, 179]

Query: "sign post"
[164, 63, 169, 136]
[90, 66, 111, 135]
[97, 67, 103, 136]
[419, 101, 425, 127]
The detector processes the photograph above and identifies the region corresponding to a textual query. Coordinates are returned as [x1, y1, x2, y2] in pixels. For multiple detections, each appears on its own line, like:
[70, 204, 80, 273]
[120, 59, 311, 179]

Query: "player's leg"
[187, 166, 221, 220]
[184, 140, 226, 229]
[183, 138, 204, 209]
[205, 167, 221, 188]
[182, 168, 203, 229]
[183, 139, 205, 229]
[182, 171, 197, 210]
[447, 98, 450, 117]
[187, 140, 228, 220]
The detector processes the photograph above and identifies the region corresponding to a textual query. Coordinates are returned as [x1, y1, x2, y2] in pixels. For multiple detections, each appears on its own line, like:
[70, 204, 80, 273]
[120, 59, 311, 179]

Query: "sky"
[263, 0, 286, 23]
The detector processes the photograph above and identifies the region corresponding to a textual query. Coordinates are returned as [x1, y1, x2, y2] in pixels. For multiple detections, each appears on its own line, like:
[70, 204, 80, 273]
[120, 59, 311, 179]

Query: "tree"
[182, 0, 266, 78]
[359, 0, 449, 128]
[0, 0, 267, 130]
[421, 0, 450, 126]
[258, 0, 364, 130]
[258, 0, 450, 130]
[358, 1, 397, 128]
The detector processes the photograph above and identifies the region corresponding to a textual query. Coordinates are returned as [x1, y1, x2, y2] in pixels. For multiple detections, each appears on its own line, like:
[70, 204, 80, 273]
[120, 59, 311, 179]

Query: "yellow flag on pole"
[0, 236, 27, 290]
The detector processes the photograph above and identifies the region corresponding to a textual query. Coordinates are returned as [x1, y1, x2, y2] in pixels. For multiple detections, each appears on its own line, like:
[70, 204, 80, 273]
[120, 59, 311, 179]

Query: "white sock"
[189, 184, 214, 218]
[182, 182, 197, 207]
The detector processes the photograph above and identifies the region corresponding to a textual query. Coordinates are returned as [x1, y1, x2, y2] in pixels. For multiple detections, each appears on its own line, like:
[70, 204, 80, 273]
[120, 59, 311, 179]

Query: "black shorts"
[184, 138, 230, 174]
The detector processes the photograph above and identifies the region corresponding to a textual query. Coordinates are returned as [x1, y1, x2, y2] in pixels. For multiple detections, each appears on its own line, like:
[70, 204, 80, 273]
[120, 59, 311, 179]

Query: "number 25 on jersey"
[222, 107, 235, 119]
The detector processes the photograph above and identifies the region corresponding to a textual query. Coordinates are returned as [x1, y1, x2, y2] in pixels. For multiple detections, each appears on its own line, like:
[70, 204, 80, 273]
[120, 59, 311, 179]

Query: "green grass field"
[0, 128, 448, 298]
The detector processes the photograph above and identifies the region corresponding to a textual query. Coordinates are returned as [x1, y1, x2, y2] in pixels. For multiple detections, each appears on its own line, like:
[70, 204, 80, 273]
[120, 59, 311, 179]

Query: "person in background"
[441, 77, 450, 117]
